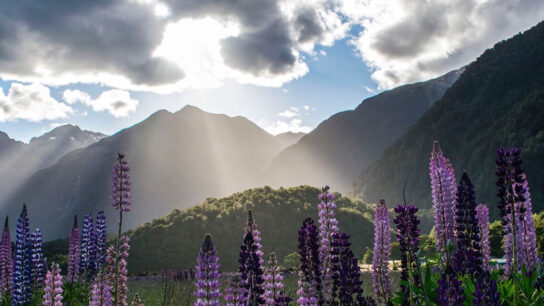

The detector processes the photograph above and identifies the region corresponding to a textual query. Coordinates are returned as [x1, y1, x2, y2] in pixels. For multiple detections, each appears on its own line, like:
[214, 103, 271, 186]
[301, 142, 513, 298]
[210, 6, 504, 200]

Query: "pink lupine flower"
[42, 262, 63, 306]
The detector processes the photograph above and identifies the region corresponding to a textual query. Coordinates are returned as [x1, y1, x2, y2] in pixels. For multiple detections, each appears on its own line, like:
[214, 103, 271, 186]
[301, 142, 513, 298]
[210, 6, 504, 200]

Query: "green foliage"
[282, 252, 299, 273]
[362, 247, 373, 264]
[489, 220, 505, 258]
[62, 282, 89, 305]
[126, 185, 376, 273]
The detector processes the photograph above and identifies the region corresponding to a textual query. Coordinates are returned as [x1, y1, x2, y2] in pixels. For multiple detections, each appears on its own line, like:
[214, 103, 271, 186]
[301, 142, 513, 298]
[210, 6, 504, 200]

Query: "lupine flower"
[67, 215, 81, 283]
[297, 217, 321, 305]
[0, 216, 13, 296]
[90, 271, 113, 306]
[437, 263, 464, 306]
[238, 210, 265, 305]
[317, 186, 339, 302]
[496, 147, 537, 276]
[429, 141, 457, 257]
[472, 271, 500, 306]
[12, 204, 33, 305]
[394, 203, 422, 305]
[106, 235, 130, 306]
[372, 199, 392, 303]
[42, 262, 63, 306]
[31, 228, 46, 287]
[95, 211, 107, 270]
[331, 232, 372, 305]
[264, 252, 289, 305]
[453, 172, 483, 276]
[224, 273, 247, 306]
[194, 234, 222, 306]
[112, 153, 131, 214]
[476, 204, 491, 271]
[81, 214, 97, 281]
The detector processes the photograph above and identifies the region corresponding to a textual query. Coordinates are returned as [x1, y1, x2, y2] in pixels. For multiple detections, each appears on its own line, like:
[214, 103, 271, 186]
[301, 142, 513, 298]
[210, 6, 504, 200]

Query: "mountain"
[265, 69, 462, 192]
[274, 132, 305, 150]
[0, 125, 105, 203]
[2, 106, 289, 238]
[126, 186, 375, 273]
[352, 21, 544, 216]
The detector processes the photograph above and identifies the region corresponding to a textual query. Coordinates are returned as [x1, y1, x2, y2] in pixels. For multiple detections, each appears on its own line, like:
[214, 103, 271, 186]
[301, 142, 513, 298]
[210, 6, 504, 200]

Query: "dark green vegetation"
[126, 186, 376, 274]
[266, 69, 460, 192]
[353, 21, 544, 217]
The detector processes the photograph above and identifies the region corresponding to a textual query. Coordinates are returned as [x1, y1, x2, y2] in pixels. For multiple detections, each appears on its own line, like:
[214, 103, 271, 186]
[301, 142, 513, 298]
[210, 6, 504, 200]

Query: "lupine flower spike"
[238, 210, 265, 305]
[95, 211, 107, 270]
[106, 235, 130, 306]
[194, 234, 222, 306]
[437, 263, 464, 306]
[43, 262, 63, 306]
[0, 216, 13, 296]
[453, 172, 482, 276]
[476, 204, 491, 271]
[317, 186, 339, 303]
[372, 199, 392, 303]
[90, 270, 113, 306]
[264, 252, 290, 305]
[429, 141, 456, 258]
[67, 215, 81, 283]
[224, 273, 247, 305]
[12, 204, 33, 305]
[297, 217, 321, 306]
[31, 228, 46, 287]
[81, 214, 97, 281]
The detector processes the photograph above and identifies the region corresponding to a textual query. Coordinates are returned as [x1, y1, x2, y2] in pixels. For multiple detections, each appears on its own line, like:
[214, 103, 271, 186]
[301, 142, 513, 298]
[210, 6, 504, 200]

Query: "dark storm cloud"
[295, 7, 325, 44]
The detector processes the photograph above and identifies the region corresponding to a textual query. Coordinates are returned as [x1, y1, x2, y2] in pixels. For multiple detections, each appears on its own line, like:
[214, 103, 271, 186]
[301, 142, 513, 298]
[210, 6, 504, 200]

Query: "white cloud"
[262, 118, 313, 135]
[63, 89, 138, 118]
[0, 83, 73, 122]
[343, 0, 544, 89]
[277, 110, 298, 118]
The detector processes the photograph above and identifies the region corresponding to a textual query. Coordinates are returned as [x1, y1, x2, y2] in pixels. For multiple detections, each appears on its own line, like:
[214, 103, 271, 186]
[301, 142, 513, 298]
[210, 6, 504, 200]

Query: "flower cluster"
[31, 228, 46, 287]
[476, 204, 491, 271]
[90, 271, 113, 306]
[194, 234, 222, 305]
[473, 271, 500, 306]
[112, 153, 131, 212]
[429, 141, 457, 257]
[81, 213, 97, 281]
[264, 252, 289, 305]
[67, 215, 81, 283]
[12, 204, 33, 305]
[95, 211, 107, 271]
[43, 262, 63, 306]
[238, 210, 265, 304]
[372, 199, 392, 303]
[0, 216, 12, 296]
[106, 235, 130, 306]
[297, 217, 321, 305]
[317, 186, 339, 302]
[224, 273, 247, 306]
[437, 263, 464, 306]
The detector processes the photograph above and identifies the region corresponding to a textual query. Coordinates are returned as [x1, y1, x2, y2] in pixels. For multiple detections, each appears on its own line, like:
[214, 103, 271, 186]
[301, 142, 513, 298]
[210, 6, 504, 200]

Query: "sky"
[0, 0, 543, 142]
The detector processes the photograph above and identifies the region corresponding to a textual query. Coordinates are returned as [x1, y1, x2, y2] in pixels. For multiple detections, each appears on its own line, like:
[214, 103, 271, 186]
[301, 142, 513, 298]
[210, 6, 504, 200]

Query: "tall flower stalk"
[81, 214, 97, 282]
[67, 215, 81, 283]
[194, 234, 222, 306]
[264, 252, 289, 305]
[31, 228, 46, 287]
[372, 199, 392, 303]
[297, 217, 321, 305]
[12, 204, 33, 305]
[95, 211, 107, 271]
[238, 210, 265, 304]
[394, 203, 422, 306]
[317, 186, 339, 302]
[224, 273, 247, 306]
[43, 262, 63, 306]
[518, 174, 538, 273]
[476, 204, 491, 271]
[0, 216, 13, 296]
[437, 263, 464, 306]
[453, 172, 482, 276]
[429, 141, 456, 258]
[90, 271, 113, 306]
[106, 235, 130, 306]
[111, 153, 131, 305]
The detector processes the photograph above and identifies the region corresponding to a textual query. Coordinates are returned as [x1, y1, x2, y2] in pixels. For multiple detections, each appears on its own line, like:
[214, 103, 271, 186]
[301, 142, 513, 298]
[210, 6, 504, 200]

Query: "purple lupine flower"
[95, 211, 107, 270]
[30, 228, 46, 287]
[429, 141, 457, 257]
[297, 217, 321, 305]
[476, 204, 491, 271]
[67, 215, 81, 283]
[12, 204, 33, 305]
[496, 147, 536, 276]
[238, 210, 265, 305]
[473, 271, 500, 306]
[0, 216, 13, 296]
[224, 273, 247, 305]
[263, 252, 289, 305]
[90, 271, 113, 306]
[453, 172, 483, 276]
[437, 263, 464, 306]
[81, 214, 97, 281]
[331, 232, 373, 305]
[194, 234, 222, 306]
[372, 199, 392, 303]
[317, 186, 339, 302]
[112, 153, 131, 214]
[43, 262, 63, 306]
[394, 203, 422, 305]
[105, 235, 130, 306]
